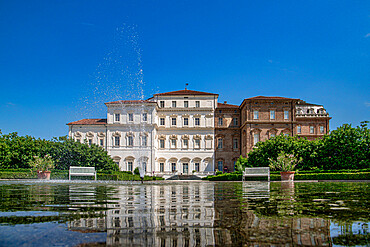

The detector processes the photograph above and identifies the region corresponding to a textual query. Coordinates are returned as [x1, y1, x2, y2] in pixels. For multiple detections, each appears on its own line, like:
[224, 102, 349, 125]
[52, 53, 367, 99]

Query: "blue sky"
[0, 0, 369, 139]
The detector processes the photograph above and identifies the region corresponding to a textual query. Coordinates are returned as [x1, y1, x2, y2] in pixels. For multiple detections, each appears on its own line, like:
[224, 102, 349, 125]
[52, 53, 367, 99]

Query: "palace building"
[67, 89, 331, 177]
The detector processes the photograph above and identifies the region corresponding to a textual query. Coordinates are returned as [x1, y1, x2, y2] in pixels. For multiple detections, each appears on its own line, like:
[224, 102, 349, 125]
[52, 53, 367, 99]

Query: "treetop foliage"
[237, 122, 369, 171]
[0, 133, 118, 171]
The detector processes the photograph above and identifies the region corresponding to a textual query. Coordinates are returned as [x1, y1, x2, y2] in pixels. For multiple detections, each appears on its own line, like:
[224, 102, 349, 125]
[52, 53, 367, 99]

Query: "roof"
[244, 96, 300, 100]
[296, 100, 323, 107]
[67, 118, 107, 125]
[153, 89, 218, 96]
[105, 100, 155, 105]
[240, 96, 300, 109]
[217, 102, 239, 109]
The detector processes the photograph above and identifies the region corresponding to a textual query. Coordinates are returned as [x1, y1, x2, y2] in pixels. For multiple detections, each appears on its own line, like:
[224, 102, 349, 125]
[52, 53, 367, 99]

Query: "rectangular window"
[195, 101, 200, 108]
[115, 113, 120, 122]
[217, 161, 223, 171]
[194, 139, 200, 149]
[160, 118, 165, 126]
[128, 113, 133, 122]
[233, 118, 238, 126]
[233, 138, 238, 149]
[310, 126, 315, 134]
[284, 110, 289, 120]
[205, 139, 212, 149]
[195, 117, 200, 126]
[183, 163, 188, 173]
[320, 126, 324, 134]
[172, 117, 177, 126]
[142, 162, 147, 172]
[160, 139, 165, 149]
[142, 136, 147, 147]
[160, 101, 165, 108]
[160, 163, 164, 172]
[217, 138, 223, 149]
[253, 110, 259, 119]
[297, 126, 301, 134]
[128, 161, 133, 172]
[171, 163, 176, 172]
[194, 163, 199, 172]
[171, 139, 176, 149]
[270, 110, 275, 120]
[142, 113, 147, 121]
[114, 136, 120, 147]
[88, 139, 92, 146]
[183, 139, 188, 149]
[253, 133, 259, 145]
[172, 101, 176, 108]
[183, 118, 188, 126]
[184, 101, 188, 108]
[100, 139, 104, 146]
[218, 117, 223, 126]
[128, 136, 133, 146]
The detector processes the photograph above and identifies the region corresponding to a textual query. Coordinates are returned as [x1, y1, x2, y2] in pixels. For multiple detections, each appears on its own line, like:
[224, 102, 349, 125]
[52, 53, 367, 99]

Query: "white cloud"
[365, 33, 370, 38]
[365, 102, 370, 107]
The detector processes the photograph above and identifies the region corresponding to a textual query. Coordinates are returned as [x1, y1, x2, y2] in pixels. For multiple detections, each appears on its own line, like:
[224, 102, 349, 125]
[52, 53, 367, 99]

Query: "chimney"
[224, 101, 227, 104]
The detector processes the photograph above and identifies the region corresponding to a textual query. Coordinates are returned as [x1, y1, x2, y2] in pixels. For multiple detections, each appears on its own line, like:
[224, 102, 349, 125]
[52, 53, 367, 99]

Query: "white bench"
[69, 166, 97, 180]
[242, 167, 270, 182]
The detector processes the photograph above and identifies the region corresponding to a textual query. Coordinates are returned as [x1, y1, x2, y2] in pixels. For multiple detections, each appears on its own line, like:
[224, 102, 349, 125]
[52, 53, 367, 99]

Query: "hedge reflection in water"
[0, 181, 368, 246]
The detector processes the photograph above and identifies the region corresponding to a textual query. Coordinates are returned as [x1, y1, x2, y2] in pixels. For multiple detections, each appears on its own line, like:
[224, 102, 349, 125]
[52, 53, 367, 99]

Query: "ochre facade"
[216, 96, 330, 172]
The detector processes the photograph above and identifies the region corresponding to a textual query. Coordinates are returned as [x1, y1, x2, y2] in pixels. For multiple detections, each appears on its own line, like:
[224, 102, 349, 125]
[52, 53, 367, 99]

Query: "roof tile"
[153, 89, 218, 96]
[67, 119, 107, 125]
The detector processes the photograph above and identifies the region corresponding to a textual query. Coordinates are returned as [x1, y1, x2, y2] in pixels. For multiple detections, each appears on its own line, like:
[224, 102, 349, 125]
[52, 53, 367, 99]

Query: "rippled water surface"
[0, 180, 368, 246]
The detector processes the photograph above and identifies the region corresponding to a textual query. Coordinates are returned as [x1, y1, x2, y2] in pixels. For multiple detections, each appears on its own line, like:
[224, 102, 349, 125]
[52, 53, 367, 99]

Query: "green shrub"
[133, 167, 140, 175]
[203, 171, 370, 181]
[246, 122, 370, 171]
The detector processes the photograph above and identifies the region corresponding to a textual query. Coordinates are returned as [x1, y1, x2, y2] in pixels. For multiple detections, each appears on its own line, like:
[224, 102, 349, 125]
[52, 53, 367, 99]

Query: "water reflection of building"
[214, 183, 332, 246]
[67, 182, 334, 246]
[68, 183, 215, 246]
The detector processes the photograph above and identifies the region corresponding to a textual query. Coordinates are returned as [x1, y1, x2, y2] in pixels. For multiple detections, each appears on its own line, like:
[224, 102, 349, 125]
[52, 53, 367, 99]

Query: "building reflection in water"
[68, 182, 332, 246]
[68, 183, 216, 246]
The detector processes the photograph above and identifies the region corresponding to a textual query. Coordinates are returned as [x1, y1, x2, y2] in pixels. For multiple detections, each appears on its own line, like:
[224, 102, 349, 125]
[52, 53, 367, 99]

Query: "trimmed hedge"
[0, 170, 164, 181]
[204, 172, 370, 181]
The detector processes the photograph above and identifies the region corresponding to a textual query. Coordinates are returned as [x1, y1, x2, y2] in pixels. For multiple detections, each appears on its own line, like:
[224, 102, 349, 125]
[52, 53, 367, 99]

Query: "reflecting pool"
[0, 180, 368, 246]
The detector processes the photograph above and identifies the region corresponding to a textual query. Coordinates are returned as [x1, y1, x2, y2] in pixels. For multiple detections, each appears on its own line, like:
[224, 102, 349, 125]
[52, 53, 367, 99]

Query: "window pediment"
[86, 131, 94, 137]
[97, 132, 105, 137]
[205, 134, 213, 140]
[182, 134, 189, 140]
[250, 128, 262, 134]
[269, 128, 278, 134]
[169, 134, 177, 140]
[158, 134, 166, 140]
[126, 131, 135, 137]
[193, 134, 201, 140]
[112, 131, 121, 137]
[74, 131, 82, 137]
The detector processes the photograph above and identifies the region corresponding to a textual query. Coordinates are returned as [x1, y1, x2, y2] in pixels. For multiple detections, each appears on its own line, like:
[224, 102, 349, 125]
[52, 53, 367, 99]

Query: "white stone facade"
[68, 90, 218, 177]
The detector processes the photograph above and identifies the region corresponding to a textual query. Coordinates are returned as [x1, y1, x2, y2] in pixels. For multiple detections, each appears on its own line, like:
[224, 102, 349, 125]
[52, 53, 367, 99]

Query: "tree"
[234, 155, 248, 173]
[319, 122, 370, 170]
